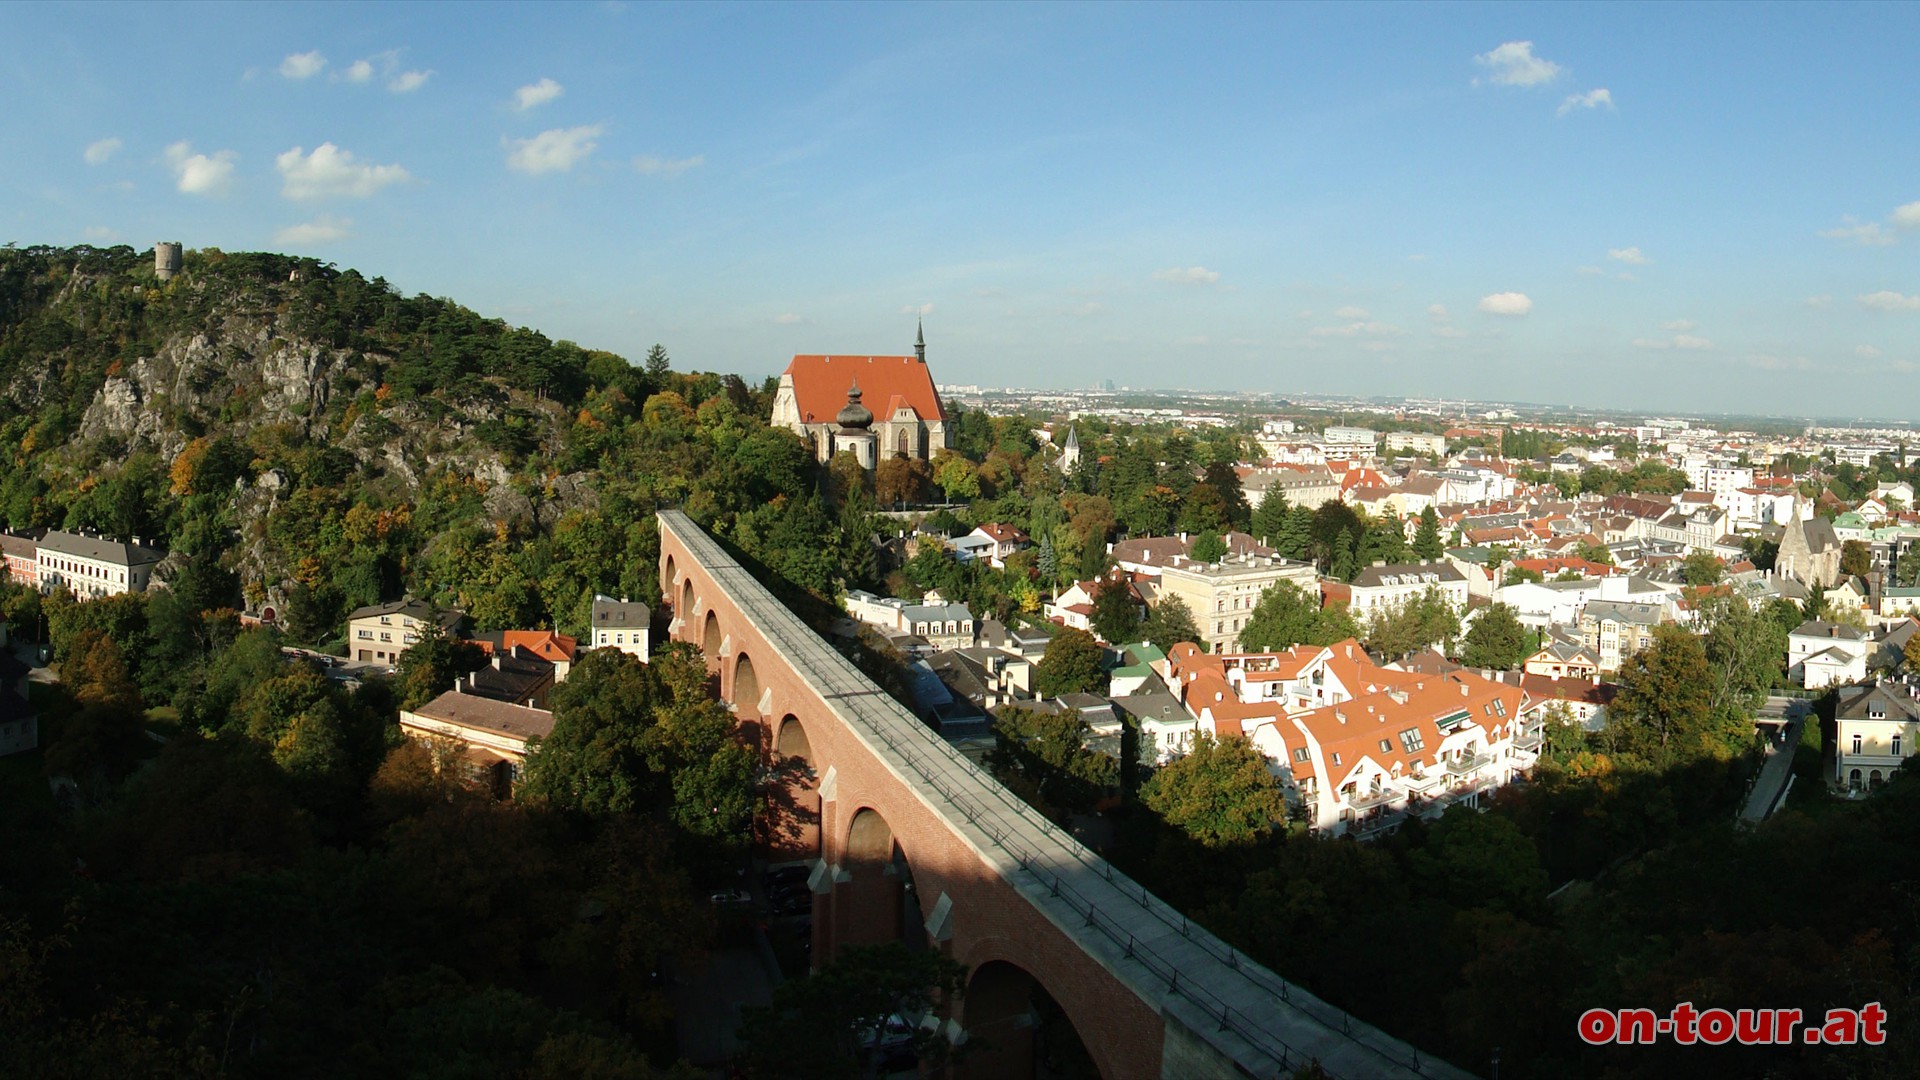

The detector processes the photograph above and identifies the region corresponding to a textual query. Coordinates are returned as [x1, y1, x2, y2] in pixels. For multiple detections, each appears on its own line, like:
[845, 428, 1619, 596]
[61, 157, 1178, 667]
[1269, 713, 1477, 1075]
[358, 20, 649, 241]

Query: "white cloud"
[1427, 303, 1448, 319]
[1660, 319, 1695, 332]
[1608, 246, 1651, 265]
[1631, 338, 1669, 351]
[1859, 290, 1920, 312]
[1478, 291, 1533, 316]
[634, 154, 704, 176]
[900, 303, 934, 316]
[515, 78, 564, 110]
[505, 125, 603, 174]
[1896, 202, 1920, 229]
[1858, 344, 1884, 359]
[1576, 265, 1605, 276]
[773, 312, 810, 326]
[279, 51, 326, 80]
[388, 70, 432, 93]
[1432, 325, 1468, 338]
[1152, 266, 1220, 285]
[1333, 305, 1370, 319]
[275, 143, 410, 199]
[1806, 294, 1833, 308]
[164, 142, 236, 196]
[1673, 334, 1714, 350]
[1558, 88, 1613, 116]
[344, 59, 375, 83]
[82, 225, 118, 241]
[1309, 321, 1406, 339]
[1616, 272, 1636, 281]
[1746, 353, 1813, 372]
[275, 216, 351, 245]
[1473, 41, 1563, 87]
[84, 137, 122, 165]
[1068, 302, 1105, 317]
[1822, 221, 1895, 246]
[1176, 335, 1212, 347]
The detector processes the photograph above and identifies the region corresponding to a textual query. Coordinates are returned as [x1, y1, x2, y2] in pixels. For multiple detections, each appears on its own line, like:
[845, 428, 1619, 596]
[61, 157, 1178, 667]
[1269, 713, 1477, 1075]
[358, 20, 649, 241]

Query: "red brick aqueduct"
[659, 510, 1474, 1080]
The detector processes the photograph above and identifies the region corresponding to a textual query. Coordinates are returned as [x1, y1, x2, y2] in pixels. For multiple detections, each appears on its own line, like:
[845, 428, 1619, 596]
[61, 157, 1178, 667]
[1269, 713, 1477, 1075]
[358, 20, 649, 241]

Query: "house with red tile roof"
[768, 325, 949, 467]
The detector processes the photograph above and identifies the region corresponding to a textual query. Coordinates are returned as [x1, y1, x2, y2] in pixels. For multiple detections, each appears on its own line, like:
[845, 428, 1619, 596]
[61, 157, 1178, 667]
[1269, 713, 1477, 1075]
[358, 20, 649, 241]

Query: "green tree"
[1363, 586, 1461, 661]
[988, 705, 1118, 815]
[1189, 529, 1227, 563]
[395, 624, 487, 711]
[1089, 577, 1142, 645]
[1140, 734, 1287, 848]
[736, 944, 969, 1080]
[519, 647, 660, 814]
[1412, 506, 1445, 560]
[1035, 626, 1104, 697]
[1141, 597, 1203, 653]
[643, 343, 670, 380]
[1681, 550, 1725, 587]
[1274, 504, 1314, 561]
[1251, 492, 1291, 549]
[1239, 580, 1325, 652]
[1459, 603, 1530, 670]
[1603, 623, 1744, 767]
[1841, 539, 1873, 579]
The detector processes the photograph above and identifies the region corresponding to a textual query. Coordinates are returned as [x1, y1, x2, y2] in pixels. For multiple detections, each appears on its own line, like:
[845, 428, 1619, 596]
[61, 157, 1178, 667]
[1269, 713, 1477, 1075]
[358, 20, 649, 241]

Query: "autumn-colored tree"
[1140, 733, 1287, 847]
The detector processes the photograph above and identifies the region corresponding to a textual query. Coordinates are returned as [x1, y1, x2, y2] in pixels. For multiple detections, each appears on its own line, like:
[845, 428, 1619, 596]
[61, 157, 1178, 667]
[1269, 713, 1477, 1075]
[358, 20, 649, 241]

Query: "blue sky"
[4, 2, 1918, 418]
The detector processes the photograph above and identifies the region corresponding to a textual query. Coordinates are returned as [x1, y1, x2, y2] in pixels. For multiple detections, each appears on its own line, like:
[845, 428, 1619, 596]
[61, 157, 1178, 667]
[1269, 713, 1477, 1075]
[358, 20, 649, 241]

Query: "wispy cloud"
[84, 137, 122, 165]
[1473, 41, 1563, 87]
[164, 142, 236, 196]
[82, 225, 118, 242]
[1633, 334, 1713, 351]
[1608, 246, 1651, 265]
[1309, 321, 1406, 339]
[515, 78, 565, 110]
[1558, 88, 1613, 116]
[1152, 266, 1220, 285]
[275, 216, 351, 245]
[344, 59, 375, 83]
[1427, 304, 1448, 319]
[1332, 305, 1370, 319]
[1896, 202, 1920, 228]
[388, 70, 432, 93]
[1822, 220, 1895, 246]
[634, 154, 704, 176]
[1806, 294, 1833, 309]
[773, 312, 810, 326]
[279, 51, 326, 80]
[276, 143, 410, 199]
[1478, 291, 1532, 316]
[1660, 319, 1695, 332]
[1857, 345, 1884, 359]
[900, 303, 934, 316]
[1859, 290, 1920, 312]
[505, 125, 603, 174]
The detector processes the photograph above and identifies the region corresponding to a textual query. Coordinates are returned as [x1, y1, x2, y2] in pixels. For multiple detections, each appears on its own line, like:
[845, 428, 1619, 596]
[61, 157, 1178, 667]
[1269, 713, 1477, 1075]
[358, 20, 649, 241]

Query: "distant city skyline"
[3, 2, 1917, 416]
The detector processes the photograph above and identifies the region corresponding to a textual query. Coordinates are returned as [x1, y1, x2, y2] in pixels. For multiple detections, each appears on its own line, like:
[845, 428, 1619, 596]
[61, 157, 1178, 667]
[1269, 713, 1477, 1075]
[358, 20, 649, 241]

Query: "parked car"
[709, 888, 751, 906]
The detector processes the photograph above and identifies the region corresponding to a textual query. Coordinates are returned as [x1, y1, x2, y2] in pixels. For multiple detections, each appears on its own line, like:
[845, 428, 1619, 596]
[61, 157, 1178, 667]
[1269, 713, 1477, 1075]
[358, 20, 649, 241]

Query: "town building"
[1832, 678, 1920, 792]
[1, 531, 39, 588]
[1788, 620, 1871, 689]
[34, 529, 164, 599]
[470, 629, 581, 681]
[346, 599, 469, 665]
[1578, 599, 1664, 671]
[768, 326, 949, 467]
[1523, 636, 1602, 680]
[1775, 513, 1843, 587]
[399, 689, 555, 799]
[1383, 431, 1447, 456]
[1346, 561, 1470, 620]
[845, 589, 976, 651]
[589, 595, 650, 663]
[459, 648, 558, 710]
[1155, 553, 1318, 654]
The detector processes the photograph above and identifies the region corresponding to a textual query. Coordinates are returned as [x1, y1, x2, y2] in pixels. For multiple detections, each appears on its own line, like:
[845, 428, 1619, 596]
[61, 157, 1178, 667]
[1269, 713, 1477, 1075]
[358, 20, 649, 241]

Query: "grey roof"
[1791, 620, 1870, 642]
[1110, 690, 1193, 726]
[0, 532, 38, 561]
[465, 649, 555, 705]
[591, 595, 650, 629]
[37, 529, 164, 567]
[1836, 679, 1920, 722]
[1351, 561, 1466, 588]
[1583, 600, 1665, 626]
[408, 689, 555, 743]
[347, 598, 467, 632]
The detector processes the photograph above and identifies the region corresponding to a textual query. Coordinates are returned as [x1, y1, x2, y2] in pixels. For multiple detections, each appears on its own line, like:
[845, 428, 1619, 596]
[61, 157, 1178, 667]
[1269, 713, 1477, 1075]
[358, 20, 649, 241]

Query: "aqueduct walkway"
[659, 510, 1474, 1080]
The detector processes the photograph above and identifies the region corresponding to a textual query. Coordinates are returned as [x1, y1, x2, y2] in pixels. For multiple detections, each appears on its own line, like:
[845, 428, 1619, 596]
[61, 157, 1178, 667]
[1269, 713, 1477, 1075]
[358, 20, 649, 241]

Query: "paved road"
[1741, 698, 1810, 823]
[671, 944, 776, 1073]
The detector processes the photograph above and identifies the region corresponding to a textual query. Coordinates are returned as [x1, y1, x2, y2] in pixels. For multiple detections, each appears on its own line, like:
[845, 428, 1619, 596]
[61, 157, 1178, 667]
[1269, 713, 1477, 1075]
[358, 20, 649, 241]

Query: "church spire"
[915, 318, 926, 364]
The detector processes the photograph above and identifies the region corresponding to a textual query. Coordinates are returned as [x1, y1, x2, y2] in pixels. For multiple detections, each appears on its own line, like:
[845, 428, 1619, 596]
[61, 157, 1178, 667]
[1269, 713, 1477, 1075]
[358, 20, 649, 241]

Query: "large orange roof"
[783, 355, 945, 425]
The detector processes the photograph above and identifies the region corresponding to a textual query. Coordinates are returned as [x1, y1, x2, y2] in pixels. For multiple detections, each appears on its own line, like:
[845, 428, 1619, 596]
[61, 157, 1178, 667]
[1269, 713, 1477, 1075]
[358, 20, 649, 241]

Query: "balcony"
[1348, 785, 1401, 810]
[1445, 751, 1494, 776]
[1512, 731, 1544, 752]
[1405, 770, 1446, 793]
[1355, 808, 1408, 838]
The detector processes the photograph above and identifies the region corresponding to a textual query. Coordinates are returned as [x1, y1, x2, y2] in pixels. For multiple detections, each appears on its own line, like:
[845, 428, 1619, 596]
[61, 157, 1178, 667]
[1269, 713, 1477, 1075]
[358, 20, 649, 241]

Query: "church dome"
[836, 380, 874, 430]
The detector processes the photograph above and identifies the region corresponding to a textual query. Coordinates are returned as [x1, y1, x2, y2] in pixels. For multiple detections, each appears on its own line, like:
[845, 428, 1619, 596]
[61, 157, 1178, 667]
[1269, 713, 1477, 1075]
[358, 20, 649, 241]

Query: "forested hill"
[0, 243, 854, 642]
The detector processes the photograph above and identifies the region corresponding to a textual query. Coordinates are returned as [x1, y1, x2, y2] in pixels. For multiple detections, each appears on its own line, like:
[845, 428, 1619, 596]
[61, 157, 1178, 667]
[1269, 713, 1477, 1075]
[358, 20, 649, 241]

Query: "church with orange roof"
[769, 322, 950, 468]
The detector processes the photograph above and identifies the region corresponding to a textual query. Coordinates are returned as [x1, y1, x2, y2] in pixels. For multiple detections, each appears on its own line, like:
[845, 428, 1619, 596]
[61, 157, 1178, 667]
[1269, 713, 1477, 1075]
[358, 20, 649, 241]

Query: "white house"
[589, 596, 650, 663]
[1832, 678, 1920, 792]
[1789, 620, 1872, 689]
[35, 529, 164, 599]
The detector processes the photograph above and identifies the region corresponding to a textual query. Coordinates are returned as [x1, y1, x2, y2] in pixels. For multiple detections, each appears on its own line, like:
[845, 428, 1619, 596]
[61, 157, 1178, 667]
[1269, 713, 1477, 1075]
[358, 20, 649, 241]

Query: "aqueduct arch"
[701, 610, 722, 661]
[838, 807, 925, 952]
[680, 577, 695, 622]
[662, 554, 677, 603]
[732, 652, 761, 714]
[960, 959, 1102, 1080]
[769, 715, 821, 862]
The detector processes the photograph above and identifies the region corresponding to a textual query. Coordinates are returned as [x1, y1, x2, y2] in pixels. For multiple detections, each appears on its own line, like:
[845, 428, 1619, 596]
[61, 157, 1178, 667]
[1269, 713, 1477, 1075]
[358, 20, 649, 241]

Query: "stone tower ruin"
[154, 242, 183, 281]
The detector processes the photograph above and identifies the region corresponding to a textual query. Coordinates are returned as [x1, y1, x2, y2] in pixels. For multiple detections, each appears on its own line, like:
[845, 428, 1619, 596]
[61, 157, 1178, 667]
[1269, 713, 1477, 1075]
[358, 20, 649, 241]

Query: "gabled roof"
[38, 529, 164, 567]
[783, 355, 945, 425]
[407, 689, 556, 744]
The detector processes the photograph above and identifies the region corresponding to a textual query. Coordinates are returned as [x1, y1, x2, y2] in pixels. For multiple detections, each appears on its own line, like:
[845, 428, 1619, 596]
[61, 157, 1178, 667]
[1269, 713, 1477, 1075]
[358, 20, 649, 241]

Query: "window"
[1331, 752, 1342, 766]
[1292, 747, 1309, 763]
[380, 632, 392, 643]
[1853, 734, 1864, 754]
[357, 630, 373, 640]
[1493, 698, 1507, 718]
[614, 633, 623, 644]
[1399, 728, 1425, 753]
[1896, 735, 1905, 756]
[1379, 739, 1393, 753]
